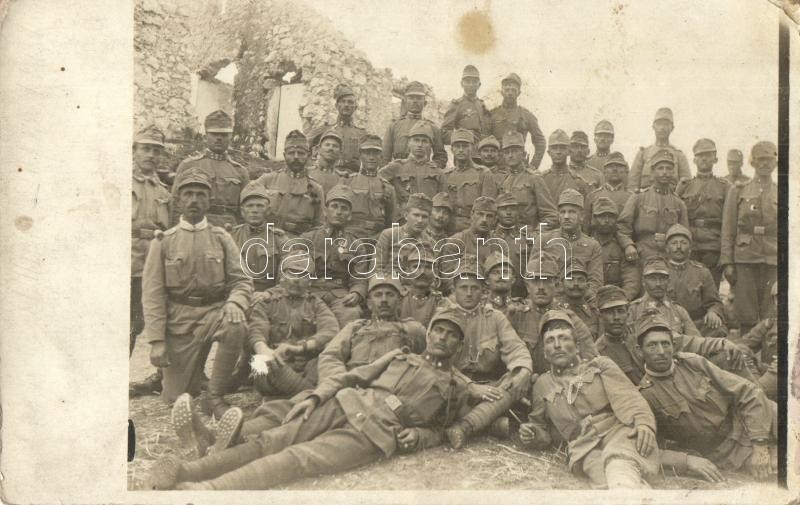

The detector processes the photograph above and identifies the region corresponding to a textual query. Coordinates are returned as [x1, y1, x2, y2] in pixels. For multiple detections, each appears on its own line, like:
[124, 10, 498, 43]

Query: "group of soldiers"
[132, 65, 780, 490]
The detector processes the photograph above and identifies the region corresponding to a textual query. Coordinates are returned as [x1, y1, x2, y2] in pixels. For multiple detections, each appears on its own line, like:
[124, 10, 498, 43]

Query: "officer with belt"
[383, 81, 447, 168]
[442, 65, 491, 144]
[142, 170, 253, 418]
[171, 110, 250, 227]
[489, 73, 547, 170]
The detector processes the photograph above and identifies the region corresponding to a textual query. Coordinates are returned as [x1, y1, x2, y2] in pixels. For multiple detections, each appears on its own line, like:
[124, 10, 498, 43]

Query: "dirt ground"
[128, 341, 762, 491]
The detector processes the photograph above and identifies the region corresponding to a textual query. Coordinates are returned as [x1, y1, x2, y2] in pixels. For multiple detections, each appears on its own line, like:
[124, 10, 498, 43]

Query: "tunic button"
[356, 412, 365, 420]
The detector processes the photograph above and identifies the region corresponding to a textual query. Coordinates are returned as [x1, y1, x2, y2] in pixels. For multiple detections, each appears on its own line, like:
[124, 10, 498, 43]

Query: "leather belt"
[739, 224, 776, 236]
[169, 293, 226, 307]
[692, 218, 721, 229]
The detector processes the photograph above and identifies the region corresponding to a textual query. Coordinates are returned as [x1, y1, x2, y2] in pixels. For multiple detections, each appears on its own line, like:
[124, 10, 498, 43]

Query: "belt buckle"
[384, 394, 403, 412]
[187, 296, 204, 304]
[754, 226, 765, 235]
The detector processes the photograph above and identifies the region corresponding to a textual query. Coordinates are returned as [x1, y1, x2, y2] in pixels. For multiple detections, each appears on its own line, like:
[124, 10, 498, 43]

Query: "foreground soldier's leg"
[605, 458, 648, 489]
[206, 321, 247, 418]
[446, 392, 513, 449]
[239, 399, 295, 438]
[161, 335, 213, 403]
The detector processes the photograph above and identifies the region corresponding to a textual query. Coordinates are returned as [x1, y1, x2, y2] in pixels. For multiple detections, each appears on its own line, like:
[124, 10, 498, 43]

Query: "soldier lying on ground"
[146, 308, 472, 490]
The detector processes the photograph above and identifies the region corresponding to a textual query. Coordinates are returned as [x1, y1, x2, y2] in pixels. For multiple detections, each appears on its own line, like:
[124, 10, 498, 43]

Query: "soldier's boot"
[489, 416, 510, 439]
[445, 394, 513, 449]
[171, 393, 208, 460]
[208, 406, 244, 455]
[257, 362, 314, 398]
[128, 369, 163, 397]
[206, 325, 246, 419]
[177, 440, 263, 485]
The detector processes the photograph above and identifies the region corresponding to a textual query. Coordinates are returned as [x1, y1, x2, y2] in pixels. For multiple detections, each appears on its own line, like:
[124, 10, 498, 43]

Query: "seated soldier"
[247, 256, 339, 399]
[557, 258, 601, 340]
[146, 309, 473, 490]
[595, 285, 644, 385]
[375, 193, 435, 276]
[636, 312, 778, 481]
[427, 192, 454, 243]
[519, 310, 659, 489]
[398, 246, 444, 327]
[742, 281, 779, 399]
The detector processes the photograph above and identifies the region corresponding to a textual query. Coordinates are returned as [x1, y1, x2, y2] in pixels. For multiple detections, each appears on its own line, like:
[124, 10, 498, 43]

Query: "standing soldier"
[540, 129, 591, 202]
[720, 141, 778, 334]
[308, 84, 366, 173]
[383, 81, 447, 168]
[300, 184, 367, 327]
[142, 171, 252, 418]
[171, 110, 250, 227]
[584, 151, 633, 233]
[442, 65, 491, 144]
[489, 73, 547, 170]
[376, 193, 435, 275]
[307, 130, 346, 195]
[477, 135, 504, 188]
[486, 131, 559, 229]
[664, 224, 727, 338]
[568, 130, 604, 191]
[427, 192, 454, 243]
[255, 130, 324, 236]
[442, 128, 490, 231]
[675, 138, 730, 285]
[379, 121, 442, 209]
[724, 149, 751, 186]
[129, 125, 171, 396]
[344, 134, 398, 238]
[590, 197, 640, 301]
[618, 149, 689, 263]
[228, 183, 289, 294]
[586, 120, 615, 172]
[628, 107, 692, 192]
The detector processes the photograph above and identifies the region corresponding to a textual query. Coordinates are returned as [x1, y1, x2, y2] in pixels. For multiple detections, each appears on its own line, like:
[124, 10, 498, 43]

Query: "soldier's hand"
[396, 428, 419, 452]
[704, 311, 723, 330]
[502, 368, 532, 402]
[149, 341, 171, 368]
[274, 343, 303, 364]
[747, 444, 774, 480]
[629, 425, 656, 457]
[469, 383, 504, 402]
[686, 455, 725, 483]
[252, 291, 273, 304]
[341, 292, 362, 307]
[723, 265, 737, 286]
[723, 343, 746, 370]
[624, 245, 639, 262]
[518, 423, 536, 445]
[222, 302, 246, 324]
[283, 397, 319, 424]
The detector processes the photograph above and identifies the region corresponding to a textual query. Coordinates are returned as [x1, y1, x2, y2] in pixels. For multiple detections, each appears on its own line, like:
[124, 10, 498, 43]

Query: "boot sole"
[145, 455, 182, 490]
[208, 407, 243, 455]
[171, 393, 200, 460]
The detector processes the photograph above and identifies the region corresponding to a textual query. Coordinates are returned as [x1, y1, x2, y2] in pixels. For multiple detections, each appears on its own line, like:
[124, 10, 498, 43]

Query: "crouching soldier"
[519, 310, 659, 489]
[146, 309, 473, 490]
[636, 313, 778, 481]
[142, 170, 253, 418]
[742, 281, 779, 399]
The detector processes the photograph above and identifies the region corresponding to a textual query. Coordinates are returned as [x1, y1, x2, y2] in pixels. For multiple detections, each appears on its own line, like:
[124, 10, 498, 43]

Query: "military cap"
[477, 135, 501, 151]
[462, 65, 480, 79]
[176, 170, 212, 191]
[650, 148, 675, 166]
[653, 107, 674, 124]
[432, 192, 453, 210]
[592, 196, 618, 216]
[642, 256, 670, 276]
[495, 192, 519, 208]
[240, 182, 270, 204]
[634, 310, 672, 345]
[407, 246, 436, 265]
[368, 275, 403, 294]
[359, 134, 383, 151]
[596, 285, 628, 310]
[319, 129, 343, 146]
[408, 121, 434, 141]
[603, 151, 629, 168]
[771, 282, 778, 297]
[281, 254, 314, 275]
[501, 73, 522, 87]
[565, 257, 587, 277]
[570, 131, 590, 146]
[472, 196, 497, 213]
[595, 120, 614, 135]
[502, 131, 525, 149]
[751, 141, 778, 159]
[326, 184, 354, 206]
[453, 260, 482, 280]
[429, 308, 466, 339]
[404, 81, 427, 96]
[548, 129, 570, 146]
[134, 124, 166, 147]
[693, 138, 717, 155]
[558, 188, 584, 208]
[727, 149, 744, 161]
[406, 193, 433, 213]
[284, 130, 309, 151]
[539, 309, 575, 334]
[483, 251, 514, 274]
[665, 223, 692, 243]
[526, 254, 559, 278]
[452, 128, 476, 145]
[334, 84, 356, 101]
[204, 110, 234, 133]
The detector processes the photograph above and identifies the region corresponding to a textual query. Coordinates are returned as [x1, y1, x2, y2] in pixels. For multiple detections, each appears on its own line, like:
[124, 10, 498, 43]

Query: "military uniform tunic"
[594, 233, 640, 301]
[489, 104, 547, 169]
[666, 260, 726, 337]
[617, 186, 689, 261]
[441, 163, 491, 231]
[399, 291, 445, 328]
[383, 114, 448, 168]
[540, 166, 591, 204]
[485, 167, 559, 229]
[375, 226, 435, 274]
[539, 229, 604, 301]
[255, 170, 324, 236]
[342, 171, 398, 238]
[628, 144, 692, 192]
[570, 162, 604, 191]
[228, 223, 289, 292]
[676, 174, 730, 280]
[639, 352, 777, 470]
[309, 119, 367, 172]
[742, 315, 778, 399]
[596, 331, 644, 385]
[307, 160, 350, 195]
[378, 157, 442, 209]
[584, 183, 634, 232]
[586, 152, 610, 172]
[442, 95, 491, 145]
[172, 150, 250, 227]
